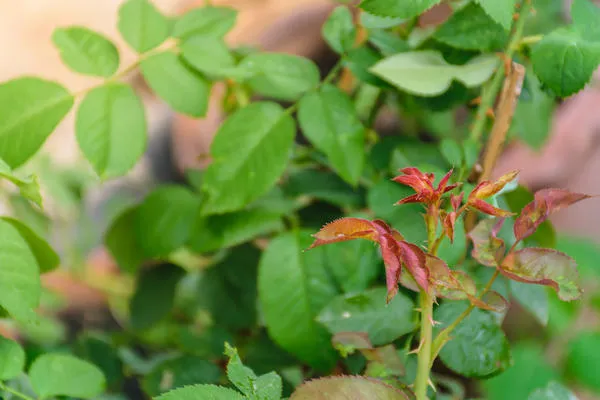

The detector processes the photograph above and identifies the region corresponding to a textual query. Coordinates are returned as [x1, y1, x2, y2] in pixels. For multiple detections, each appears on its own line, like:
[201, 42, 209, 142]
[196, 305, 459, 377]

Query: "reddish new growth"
[308, 167, 593, 306]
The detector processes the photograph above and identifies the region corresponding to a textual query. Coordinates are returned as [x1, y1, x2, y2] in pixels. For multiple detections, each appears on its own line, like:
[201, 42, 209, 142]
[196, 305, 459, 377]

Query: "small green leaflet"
[117, 0, 171, 53]
[0, 78, 73, 168]
[76, 83, 147, 178]
[360, 0, 442, 19]
[52, 27, 120, 77]
[173, 6, 237, 39]
[475, 0, 518, 30]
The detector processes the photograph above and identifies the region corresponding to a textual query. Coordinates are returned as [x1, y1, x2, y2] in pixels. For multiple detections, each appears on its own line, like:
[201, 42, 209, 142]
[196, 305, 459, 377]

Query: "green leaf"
[323, 239, 381, 293]
[298, 84, 366, 185]
[433, 3, 508, 51]
[0, 337, 25, 380]
[239, 53, 320, 101]
[0, 219, 40, 322]
[105, 207, 144, 274]
[501, 248, 581, 301]
[317, 287, 415, 346]
[196, 244, 259, 330]
[360, 0, 442, 19]
[129, 264, 185, 331]
[512, 72, 555, 150]
[157, 385, 244, 400]
[323, 6, 357, 54]
[531, 27, 600, 97]
[201, 102, 295, 214]
[555, 235, 600, 278]
[475, 0, 518, 30]
[567, 331, 600, 391]
[255, 372, 283, 400]
[258, 232, 338, 371]
[76, 83, 147, 178]
[17, 314, 66, 346]
[0, 159, 43, 207]
[142, 356, 221, 396]
[224, 343, 282, 399]
[370, 51, 498, 96]
[345, 47, 388, 87]
[0, 78, 73, 168]
[29, 354, 106, 399]
[439, 139, 463, 167]
[75, 334, 124, 390]
[483, 343, 559, 400]
[510, 280, 549, 326]
[290, 375, 413, 399]
[283, 169, 362, 208]
[1, 217, 59, 274]
[224, 343, 258, 396]
[367, 29, 410, 56]
[52, 27, 119, 77]
[180, 36, 237, 79]
[571, 0, 600, 40]
[117, 0, 171, 53]
[435, 302, 511, 378]
[188, 208, 283, 253]
[140, 51, 210, 117]
[134, 185, 201, 258]
[360, 12, 405, 29]
[528, 382, 579, 400]
[173, 6, 237, 40]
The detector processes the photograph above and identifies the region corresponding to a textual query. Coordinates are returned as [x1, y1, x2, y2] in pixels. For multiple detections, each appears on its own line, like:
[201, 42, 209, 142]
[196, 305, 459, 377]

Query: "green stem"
[415, 209, 439, 400]
[469, 0, 531, 143]
[0, 383, 35, 400]
[415, 291, 434, 399]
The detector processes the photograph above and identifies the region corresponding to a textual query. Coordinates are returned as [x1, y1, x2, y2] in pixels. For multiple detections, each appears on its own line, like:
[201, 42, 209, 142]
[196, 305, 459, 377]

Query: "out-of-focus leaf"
[528, 381, 579, 400]
[510, 280, 549, 326]
[142, 355, 221, 396]
[196, 244, 260, 330]
[370, 51, 498, 96]
[290, 375, 414, 399]
[323, 6, 356, 54]
[566, 331, 600, 392]
[482, 343, 559, 400]
[360, 0, 442, 19]
[434, 3, 508, 51]
[317, 287, 415, 346]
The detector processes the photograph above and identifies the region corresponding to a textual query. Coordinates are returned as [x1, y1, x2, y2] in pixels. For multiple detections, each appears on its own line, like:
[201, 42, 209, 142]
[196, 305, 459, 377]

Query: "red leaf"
[500, 248, 581, 301]
[380, 235, 402, 303]
[470, 170, 519, 200]
[393, 167, 457, 206]
[450, 193, 464, 211]
[468, 219, 506, 267]
[309, 218, 380, 249]
[290, 376, 415, 400]
[514, 189, 592, 242]
[442, 211, 457, 243]
[397, 242, 429, 294]
[469, 199, 514, 217]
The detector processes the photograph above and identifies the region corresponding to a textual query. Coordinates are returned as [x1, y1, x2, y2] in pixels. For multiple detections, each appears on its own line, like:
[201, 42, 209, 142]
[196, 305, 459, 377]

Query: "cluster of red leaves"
[308, 167, 593, 306]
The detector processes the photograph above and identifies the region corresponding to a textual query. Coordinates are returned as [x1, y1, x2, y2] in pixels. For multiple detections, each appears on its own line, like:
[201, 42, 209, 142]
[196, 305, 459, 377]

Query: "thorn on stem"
[408, 338, 425, 355]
